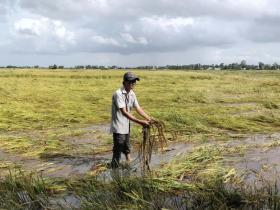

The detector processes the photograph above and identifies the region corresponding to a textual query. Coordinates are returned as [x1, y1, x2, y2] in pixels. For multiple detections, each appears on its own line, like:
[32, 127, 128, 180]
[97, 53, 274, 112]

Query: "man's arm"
[120, 108, 150, 126]
[135, 106, 151, 121]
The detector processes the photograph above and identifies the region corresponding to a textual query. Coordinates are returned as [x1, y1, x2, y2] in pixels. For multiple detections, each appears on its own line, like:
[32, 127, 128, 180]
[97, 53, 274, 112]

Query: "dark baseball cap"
[123, 72, 140, 82]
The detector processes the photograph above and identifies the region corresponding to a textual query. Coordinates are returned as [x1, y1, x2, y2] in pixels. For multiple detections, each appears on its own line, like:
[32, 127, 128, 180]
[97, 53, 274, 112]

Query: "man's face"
[123, 80, 136, 92]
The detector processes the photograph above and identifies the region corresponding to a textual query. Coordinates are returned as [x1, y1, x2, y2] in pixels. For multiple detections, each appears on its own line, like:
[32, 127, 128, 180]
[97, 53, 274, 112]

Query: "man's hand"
[140, 120, 150, 127]
[147, 117, 155, 124]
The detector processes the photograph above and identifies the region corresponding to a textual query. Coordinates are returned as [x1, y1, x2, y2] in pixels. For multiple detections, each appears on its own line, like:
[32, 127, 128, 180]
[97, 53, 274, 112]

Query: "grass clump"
[66, 168, 280, 209]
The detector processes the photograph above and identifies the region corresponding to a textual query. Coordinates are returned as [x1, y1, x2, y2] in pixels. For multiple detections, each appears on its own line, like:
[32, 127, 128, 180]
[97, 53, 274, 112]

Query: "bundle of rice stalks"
[138, 120, 168, 173]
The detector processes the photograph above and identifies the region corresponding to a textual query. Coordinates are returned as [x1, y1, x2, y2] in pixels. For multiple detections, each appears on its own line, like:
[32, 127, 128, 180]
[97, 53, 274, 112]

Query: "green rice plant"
[0, 171, 50, 209]
[251, 113, 280, 126]
[262, 101, 279, 109]
[68, 174, 196, 210]
[65, 167, 280, 209]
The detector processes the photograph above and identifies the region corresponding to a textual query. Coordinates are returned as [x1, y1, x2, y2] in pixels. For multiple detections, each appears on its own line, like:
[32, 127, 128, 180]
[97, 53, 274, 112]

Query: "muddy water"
[0, 151, 111, 178]
[1, 128, 280, 182]
[225, 146, 280, 187]
[46, 133, 280, 209]
[0, 122, 195, 178]
[0, 142, 194, 178]
[224, 132, 280, 147]
[2, 130, 280, 209]
[223, 133, 280, 188]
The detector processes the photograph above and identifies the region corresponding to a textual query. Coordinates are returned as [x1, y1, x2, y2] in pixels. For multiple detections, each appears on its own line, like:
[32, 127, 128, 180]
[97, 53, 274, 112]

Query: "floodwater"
[223, 133, 280, 188]
[0, 142, 194, 178]
[0, 123, 195, 178]
[1, 125, 280, 184]
[1, 127, 280, 209]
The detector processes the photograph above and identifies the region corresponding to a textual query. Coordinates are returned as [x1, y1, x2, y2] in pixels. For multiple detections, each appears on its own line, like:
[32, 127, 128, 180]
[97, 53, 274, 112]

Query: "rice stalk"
[138, 120, 168, 173]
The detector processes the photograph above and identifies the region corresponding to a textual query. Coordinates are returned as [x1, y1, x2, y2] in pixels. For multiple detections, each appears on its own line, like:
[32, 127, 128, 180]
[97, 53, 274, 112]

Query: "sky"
[0, 0, 280, 67]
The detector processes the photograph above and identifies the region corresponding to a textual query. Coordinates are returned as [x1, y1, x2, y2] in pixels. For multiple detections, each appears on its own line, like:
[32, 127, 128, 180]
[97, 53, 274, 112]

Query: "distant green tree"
[264, 64, 271, 70]
[75, 65, 84, 69]
[6, 65, 16, 68]
[272, 62, 279, 70]
[194, 63, 201, 70]
[240, 60, 247, 69]
[49, 64, 57, 69]
[258, 62, 264, 70]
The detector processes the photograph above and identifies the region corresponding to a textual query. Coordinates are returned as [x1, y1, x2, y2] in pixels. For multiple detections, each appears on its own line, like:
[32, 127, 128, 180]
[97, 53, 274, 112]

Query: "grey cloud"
[244, 15, 280, 43]
[1, 0, 280, 66]
[17, 0, 280, 21]
[10, 0, 253, 55]
[79, 16, 239, 54]
[0, 1, 7, 17]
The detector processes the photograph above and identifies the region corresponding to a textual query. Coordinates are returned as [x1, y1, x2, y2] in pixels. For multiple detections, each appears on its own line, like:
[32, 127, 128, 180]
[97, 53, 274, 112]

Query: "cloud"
[120, 33, 148, 45]
[243, 15, 280, 43]
[0, 3, 5, 14]
[141, 16, 194, 33]
[91, 35, 120, 46]
[12, 16, 75, 52]
[1, 0, 280, 65]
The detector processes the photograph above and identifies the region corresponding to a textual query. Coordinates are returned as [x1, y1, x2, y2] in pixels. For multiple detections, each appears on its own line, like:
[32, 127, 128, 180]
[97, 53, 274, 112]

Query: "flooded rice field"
[1, 124, 280, 186]
[1, 126, 280, 209]
[0, 142, 193, 178]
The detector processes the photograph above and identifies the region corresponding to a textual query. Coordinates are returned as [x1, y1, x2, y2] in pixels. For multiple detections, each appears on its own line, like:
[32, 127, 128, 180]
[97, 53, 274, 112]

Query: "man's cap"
[123, 72, 140, 82]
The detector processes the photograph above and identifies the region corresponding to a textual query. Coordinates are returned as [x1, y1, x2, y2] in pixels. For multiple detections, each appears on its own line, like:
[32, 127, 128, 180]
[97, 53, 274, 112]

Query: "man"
[110, 72, 151, 168]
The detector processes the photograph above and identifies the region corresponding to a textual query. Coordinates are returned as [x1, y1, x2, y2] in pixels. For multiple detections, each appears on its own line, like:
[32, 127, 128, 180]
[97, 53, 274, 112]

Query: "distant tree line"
[133, 60, 279, 70]
[0, 65, 65, 69]
[1, 60, 279, 70]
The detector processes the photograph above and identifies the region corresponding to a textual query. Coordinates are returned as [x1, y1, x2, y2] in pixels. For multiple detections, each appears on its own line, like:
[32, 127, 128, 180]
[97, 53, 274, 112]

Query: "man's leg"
[125, 154, 131, 162]
[123, 134, 131, 163]
[111, 133, 123, 168]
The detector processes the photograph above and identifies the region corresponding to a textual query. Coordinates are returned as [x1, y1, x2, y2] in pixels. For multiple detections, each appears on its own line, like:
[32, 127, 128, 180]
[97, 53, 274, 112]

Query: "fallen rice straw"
[138, 120, 168, 173]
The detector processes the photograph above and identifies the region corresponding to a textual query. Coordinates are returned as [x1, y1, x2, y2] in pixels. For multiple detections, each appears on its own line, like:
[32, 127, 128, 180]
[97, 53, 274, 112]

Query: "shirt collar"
[121, 86, 133, 95]
[121, 87, 126, 94]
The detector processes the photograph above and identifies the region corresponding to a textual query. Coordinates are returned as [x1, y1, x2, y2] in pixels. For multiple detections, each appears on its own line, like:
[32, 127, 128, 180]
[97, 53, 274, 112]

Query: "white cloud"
[13, 17, 75, 50]
[91, 35, 120, 46]
[88, 0, 110, 11]
[141, 16, 194, 33]
[53, 21, 75, 43]
[14, 17, 48, 36]
[120, 33, 148, 45]
[123, 24, 132, 32]
[138, 37, 148, 45]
